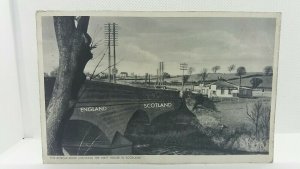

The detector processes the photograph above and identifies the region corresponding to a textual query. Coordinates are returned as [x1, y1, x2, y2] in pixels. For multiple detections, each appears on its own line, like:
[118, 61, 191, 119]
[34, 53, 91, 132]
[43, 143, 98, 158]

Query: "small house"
[252, 88, 272, 97]
[207, 80, 240, 98]
[120, 72, 128, 79]
[251, 77, 272, 97]
[195, 80, 239, 98]
[238, 87, 253, 98]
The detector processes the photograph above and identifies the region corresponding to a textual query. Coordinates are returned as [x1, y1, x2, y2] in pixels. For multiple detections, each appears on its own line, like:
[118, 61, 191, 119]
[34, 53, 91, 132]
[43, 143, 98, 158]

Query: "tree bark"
[46, 16, 92, 155]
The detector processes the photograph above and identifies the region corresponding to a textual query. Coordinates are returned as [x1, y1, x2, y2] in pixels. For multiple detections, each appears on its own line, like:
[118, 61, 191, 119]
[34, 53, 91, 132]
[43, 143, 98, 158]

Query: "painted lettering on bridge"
[80, 106, 107, 112]
[143, 103, 172, 109]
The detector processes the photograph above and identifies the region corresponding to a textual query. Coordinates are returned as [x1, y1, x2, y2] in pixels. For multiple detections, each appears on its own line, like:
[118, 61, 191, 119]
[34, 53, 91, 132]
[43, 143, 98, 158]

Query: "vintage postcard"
[37, 11, 280, 163]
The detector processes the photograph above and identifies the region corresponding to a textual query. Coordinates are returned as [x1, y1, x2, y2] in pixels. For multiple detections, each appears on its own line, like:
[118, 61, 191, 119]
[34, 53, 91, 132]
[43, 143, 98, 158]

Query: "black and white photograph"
[37, 12, 280, 163]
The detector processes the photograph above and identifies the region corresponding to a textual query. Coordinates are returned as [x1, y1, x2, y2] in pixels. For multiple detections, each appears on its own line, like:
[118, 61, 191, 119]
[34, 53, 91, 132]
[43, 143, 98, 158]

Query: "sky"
[42, 16, 276, 76]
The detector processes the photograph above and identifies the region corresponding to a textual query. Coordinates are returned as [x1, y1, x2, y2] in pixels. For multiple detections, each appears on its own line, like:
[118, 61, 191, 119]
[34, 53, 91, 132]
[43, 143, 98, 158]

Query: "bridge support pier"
[110, 132, 133, 155]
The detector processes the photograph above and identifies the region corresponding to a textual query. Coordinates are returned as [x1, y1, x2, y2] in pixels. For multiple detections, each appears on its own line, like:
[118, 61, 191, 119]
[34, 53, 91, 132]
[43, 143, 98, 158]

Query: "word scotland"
[144, 102, 172, 108]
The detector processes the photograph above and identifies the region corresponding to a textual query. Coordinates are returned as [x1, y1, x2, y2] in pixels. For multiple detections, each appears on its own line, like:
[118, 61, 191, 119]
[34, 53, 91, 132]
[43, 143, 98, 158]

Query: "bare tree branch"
[94, 57, 124, 78]
[89, 47, 108, 80]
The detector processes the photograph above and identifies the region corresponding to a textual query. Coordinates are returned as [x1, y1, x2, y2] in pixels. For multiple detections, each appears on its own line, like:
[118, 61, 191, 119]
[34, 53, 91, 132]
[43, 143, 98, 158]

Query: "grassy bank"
[185, 93, 271, 153]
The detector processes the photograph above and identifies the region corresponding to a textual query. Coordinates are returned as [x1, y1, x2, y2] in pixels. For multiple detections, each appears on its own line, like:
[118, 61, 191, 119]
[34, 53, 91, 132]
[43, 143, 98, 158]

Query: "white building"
[252, 88, 272, 97]
[194, 80, 240, 98]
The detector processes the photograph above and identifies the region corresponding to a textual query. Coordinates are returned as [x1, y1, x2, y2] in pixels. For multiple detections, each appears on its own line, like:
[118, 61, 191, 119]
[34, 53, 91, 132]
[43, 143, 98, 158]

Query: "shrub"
[197, 115, 220, 129]
[229, 134, 268, 153]
[183, 91, 216, 111]
[246, 100, 271, 140]
[211, 136, 226, 147]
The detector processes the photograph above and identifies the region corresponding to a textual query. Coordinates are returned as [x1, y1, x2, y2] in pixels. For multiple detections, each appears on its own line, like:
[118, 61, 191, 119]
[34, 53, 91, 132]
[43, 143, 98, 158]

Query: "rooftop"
[208, 80, 239, 89]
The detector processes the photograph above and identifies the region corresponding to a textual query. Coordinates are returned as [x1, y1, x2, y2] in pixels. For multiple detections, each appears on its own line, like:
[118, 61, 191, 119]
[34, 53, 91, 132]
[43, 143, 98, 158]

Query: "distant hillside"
[165, 72, 272, 88]
[228, 76, 272, 89]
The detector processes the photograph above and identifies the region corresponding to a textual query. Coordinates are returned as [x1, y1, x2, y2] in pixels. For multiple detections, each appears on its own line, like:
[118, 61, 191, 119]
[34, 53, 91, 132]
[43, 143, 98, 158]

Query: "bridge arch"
[150, 102, 197, 131]
[62, 120, 111, 155]
[124, 109, 151, 143]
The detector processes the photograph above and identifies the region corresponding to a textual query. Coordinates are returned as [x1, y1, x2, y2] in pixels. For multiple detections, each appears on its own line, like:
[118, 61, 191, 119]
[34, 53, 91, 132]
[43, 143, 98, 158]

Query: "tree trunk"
[46, 16, 92, 155]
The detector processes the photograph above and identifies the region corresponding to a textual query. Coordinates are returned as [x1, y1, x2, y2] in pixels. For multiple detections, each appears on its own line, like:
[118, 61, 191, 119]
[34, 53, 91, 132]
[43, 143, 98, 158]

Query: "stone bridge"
[44, 78, 193, 155]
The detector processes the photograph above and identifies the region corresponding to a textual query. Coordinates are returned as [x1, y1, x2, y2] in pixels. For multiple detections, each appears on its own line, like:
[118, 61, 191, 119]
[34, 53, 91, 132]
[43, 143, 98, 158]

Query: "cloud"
[120, 43, 160, 62]
[42, 16, 276, 75]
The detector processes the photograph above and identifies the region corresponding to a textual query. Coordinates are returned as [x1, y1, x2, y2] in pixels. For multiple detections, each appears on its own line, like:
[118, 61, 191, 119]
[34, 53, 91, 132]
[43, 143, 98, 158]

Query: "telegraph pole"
[180, 63, 188, 91]
[105, 23, 118, 83]
[156, 62, 164, 86]
[161, 62, 164, 85]
[105, 23, 111, 82]
[112, 23, 117, 83]
[156, 69, 159, 85]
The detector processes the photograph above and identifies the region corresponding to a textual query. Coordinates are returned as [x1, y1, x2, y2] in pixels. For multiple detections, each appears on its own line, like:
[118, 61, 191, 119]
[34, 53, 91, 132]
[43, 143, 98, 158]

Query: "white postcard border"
[36, 11, 281, 164]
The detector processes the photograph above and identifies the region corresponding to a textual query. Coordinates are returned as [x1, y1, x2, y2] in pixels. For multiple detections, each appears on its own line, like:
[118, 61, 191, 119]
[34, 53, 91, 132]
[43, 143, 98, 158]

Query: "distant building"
[252, 78, 272, 97]
[120, 72, 128, 78]
[194, 80, 252, 98]
[252, 88, 272, 97]
[238, 87, 253, 98]
[227, 75, 272, 97]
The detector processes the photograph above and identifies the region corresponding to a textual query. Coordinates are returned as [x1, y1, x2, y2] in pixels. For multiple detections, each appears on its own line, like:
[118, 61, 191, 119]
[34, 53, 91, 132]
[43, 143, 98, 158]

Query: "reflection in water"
[124, 107, 224, 155]
[62, 107, 227, 155]
[133, 145, 225, 155]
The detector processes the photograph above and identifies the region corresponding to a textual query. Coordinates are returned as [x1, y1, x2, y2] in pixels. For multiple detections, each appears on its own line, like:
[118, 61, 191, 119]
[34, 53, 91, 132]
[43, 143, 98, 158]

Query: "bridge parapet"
[71, 81, 183, 143]
[45, 78, 187, 154]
